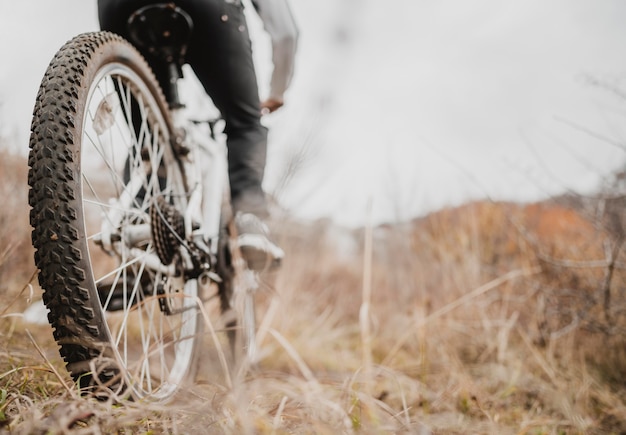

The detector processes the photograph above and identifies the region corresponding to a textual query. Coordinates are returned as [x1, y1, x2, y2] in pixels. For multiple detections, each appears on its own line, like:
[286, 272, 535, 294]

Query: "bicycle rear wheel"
[28, 32, 202, 401]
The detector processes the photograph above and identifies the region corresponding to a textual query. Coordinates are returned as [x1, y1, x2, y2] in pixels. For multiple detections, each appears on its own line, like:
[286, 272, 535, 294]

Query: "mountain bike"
[27, 3, 259, 402]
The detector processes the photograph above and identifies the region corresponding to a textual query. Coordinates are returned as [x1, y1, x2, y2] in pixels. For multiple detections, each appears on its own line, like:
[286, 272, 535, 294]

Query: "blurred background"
[3, 3, 626, 432]
[1, 0, 626, 227]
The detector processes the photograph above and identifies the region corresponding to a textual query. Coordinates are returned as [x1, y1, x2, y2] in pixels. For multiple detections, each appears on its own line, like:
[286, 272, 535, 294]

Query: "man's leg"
[182, 0, 267, 215]
[183, 0, 282, 269]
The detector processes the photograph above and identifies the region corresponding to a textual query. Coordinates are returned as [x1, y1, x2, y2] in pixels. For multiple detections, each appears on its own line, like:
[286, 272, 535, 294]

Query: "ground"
[2, 149, 626, 434]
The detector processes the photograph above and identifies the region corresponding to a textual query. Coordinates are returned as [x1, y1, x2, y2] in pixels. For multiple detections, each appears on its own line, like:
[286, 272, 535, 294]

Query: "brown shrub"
[0, 149, 36, 309]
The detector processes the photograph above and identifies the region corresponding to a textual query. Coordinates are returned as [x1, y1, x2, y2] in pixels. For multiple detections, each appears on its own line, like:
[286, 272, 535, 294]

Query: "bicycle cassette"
[150, 196, 185, 265]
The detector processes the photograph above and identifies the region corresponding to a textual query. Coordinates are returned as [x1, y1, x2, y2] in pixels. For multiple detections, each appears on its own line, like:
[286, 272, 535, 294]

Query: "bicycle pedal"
[239, 245, 283, 272]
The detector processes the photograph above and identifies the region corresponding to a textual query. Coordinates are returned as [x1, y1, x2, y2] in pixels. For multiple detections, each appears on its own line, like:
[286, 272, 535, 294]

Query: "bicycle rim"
[84, 63, 199, 400]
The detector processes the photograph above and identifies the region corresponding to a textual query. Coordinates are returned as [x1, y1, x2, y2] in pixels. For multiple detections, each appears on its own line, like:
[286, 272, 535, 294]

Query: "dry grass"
[2, 146, 626, 434]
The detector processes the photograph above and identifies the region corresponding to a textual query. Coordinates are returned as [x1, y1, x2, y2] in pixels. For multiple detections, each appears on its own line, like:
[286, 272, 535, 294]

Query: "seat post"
[165, 62, 184, 109]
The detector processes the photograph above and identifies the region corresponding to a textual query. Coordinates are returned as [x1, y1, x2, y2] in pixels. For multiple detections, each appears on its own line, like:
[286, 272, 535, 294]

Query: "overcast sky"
[2, 1, 626, 227]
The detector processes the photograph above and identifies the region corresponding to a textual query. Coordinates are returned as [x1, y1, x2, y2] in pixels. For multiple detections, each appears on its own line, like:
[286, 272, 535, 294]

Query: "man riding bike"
[98, 0, 299, 271]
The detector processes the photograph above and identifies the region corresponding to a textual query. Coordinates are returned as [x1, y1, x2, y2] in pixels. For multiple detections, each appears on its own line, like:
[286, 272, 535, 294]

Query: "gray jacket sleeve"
[251, 0, 299, 101]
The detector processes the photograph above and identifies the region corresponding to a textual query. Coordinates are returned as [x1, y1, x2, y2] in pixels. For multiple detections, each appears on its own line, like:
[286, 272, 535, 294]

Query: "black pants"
[98, 0, 268, 216]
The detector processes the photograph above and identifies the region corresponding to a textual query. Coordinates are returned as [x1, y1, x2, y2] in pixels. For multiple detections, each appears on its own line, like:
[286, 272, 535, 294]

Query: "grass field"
[2, 147, 626, 434]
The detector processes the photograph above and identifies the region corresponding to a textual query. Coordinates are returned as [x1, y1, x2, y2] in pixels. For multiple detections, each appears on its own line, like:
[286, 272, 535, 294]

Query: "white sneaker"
[235, 212, 284, 271]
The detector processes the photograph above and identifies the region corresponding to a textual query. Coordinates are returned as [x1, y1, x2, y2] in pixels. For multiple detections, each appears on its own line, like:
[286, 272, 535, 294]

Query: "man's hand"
[261, 97, 284, 114]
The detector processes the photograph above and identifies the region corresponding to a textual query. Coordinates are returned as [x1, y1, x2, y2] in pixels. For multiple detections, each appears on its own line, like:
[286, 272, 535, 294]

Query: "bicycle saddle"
[127, 3, 193, 66]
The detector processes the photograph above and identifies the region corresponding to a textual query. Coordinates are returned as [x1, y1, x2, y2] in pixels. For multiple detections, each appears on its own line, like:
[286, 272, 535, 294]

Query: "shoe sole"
[237, 234, 284, 272]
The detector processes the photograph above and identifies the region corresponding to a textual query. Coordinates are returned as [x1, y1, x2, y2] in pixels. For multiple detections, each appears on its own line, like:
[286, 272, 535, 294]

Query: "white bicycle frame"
[173, 108, 230, 261]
